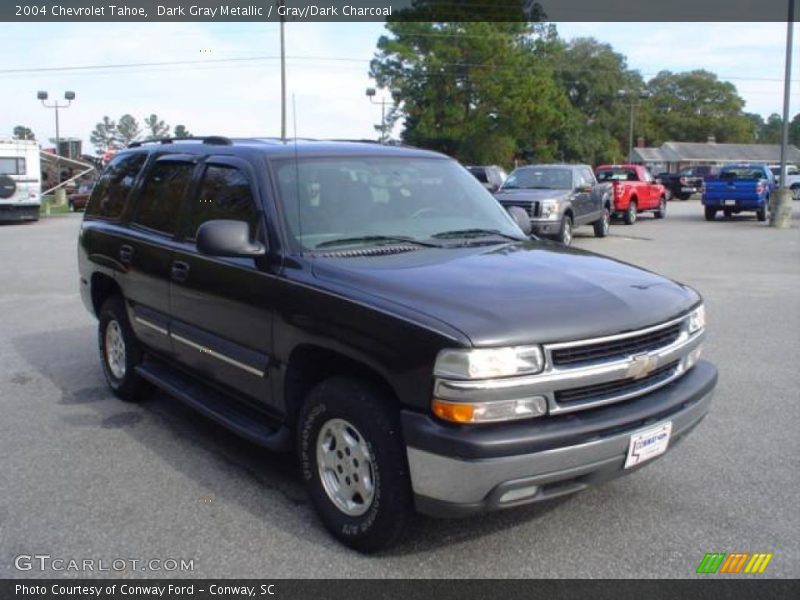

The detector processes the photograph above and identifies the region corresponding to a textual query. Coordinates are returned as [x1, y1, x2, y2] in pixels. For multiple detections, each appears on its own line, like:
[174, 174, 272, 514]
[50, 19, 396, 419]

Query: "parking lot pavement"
[1, 201, 798, 579]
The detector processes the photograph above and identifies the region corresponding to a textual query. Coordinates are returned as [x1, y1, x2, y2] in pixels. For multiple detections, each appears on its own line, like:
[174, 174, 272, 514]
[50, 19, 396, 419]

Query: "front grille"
[555, 361, 679, 404]
[551, 322, 682, 366]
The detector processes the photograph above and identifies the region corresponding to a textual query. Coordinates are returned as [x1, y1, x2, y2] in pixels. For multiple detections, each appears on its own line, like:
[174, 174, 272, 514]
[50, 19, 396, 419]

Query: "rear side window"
[133, 162, 194, 235]
[188, 164, 259, 239]
[86, 153, 147, 219]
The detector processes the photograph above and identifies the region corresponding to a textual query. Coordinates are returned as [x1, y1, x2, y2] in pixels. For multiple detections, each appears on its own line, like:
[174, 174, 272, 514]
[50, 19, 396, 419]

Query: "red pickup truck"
[595, 164, 668, 224]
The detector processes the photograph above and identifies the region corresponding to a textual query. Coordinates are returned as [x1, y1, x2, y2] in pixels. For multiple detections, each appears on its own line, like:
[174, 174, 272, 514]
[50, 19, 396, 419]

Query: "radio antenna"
[292, 93, 304, 254]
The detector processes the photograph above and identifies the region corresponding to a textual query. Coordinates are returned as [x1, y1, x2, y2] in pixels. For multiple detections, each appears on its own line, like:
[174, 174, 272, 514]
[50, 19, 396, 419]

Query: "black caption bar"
[1, 0, 797, 22]
[2, 579, 800, 600]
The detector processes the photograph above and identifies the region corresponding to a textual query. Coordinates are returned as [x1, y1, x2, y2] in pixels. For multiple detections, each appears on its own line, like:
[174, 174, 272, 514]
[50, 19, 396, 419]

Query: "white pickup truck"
[768, 164, 800, 201]
[0, 138, 41, 222]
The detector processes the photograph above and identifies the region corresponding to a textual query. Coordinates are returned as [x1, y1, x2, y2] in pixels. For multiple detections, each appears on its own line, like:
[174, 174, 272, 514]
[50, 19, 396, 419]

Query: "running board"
[135, 360, 291, 452]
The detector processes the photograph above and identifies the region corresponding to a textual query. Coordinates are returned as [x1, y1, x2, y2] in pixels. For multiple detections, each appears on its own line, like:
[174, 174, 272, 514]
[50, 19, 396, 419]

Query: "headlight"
[540, 200, 560, 218]
[688, 304, 706, 334]
[434, 346, 544, 380]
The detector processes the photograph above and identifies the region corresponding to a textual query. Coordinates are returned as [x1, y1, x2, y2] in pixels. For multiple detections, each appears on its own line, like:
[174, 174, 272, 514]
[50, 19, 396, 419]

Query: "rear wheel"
[723, 208, 733, 218]
[98, 296, 151, 402]
[654, 197, 667, 219]
[756, 203, 767, 222]
[297, 377, 412, 553]
[623, 201, 637, 225]
[556, 214, 573, 245]
[704, 207, 717, 221]
[593, 207, 610, 238]
[676, 192, 691, 201]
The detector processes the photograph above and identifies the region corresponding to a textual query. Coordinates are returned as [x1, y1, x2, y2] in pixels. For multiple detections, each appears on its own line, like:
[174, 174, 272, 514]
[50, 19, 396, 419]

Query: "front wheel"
[704, 207, 717, 221]
[297, 377, 412, 553]
[593, 207, 610, 238]
[556, 214, 573, 245]
[98, 296, 151, 402]
[654, 197, 667, 219]
[623, 201, 637, 225]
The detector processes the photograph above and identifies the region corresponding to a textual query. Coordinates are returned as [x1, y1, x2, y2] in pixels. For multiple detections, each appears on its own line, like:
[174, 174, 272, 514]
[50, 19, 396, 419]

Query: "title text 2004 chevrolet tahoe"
[78, 137, 717, 552]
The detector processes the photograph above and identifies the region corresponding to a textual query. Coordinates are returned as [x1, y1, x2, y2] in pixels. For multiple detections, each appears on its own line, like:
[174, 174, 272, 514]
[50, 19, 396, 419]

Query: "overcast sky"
[1, 21, 797, 154]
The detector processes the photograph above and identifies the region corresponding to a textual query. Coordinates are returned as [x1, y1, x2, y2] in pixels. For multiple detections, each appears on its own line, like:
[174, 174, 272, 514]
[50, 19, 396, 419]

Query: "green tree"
[89, 116, 117, 154]
[116, 114, 142, 146]
[12, 126, 35, 141]
[645, 70, 752, 143]
[370, 20, 570, 166]
[759, 113, 783, 144]
[743, 112, 765, 142]
[790, 113, 800, 147]
[173, 124, 192, 138]
[551, 37, 645, 163]
[144, 113, 170, 140]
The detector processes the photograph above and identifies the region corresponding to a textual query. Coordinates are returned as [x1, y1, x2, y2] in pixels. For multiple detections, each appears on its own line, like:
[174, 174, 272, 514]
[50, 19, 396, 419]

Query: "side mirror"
[196, 219, 265, 258]
[507, 206, 532, 236]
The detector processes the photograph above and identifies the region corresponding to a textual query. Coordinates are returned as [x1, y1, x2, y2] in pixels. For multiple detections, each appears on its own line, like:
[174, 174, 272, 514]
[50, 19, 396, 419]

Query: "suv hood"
[311, 241, 700, 347]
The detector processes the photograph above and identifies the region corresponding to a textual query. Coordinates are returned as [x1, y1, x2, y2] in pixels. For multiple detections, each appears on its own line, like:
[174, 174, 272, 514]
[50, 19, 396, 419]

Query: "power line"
[1, 55, 796, 84]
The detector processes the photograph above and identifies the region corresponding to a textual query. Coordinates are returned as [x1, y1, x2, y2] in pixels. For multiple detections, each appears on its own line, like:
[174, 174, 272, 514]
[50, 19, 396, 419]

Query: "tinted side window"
[189, 165, 258, 238]
[86, 153, 147, 219]
[133, 162, 194, 235]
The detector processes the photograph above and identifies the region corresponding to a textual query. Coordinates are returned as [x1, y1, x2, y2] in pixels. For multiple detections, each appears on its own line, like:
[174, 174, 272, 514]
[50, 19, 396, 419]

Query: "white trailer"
[0, 138, 41, 222]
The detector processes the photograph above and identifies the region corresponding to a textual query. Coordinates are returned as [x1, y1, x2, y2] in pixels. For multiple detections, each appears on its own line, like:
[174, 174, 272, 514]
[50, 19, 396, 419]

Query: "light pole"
[617, 90, 649, 161]
[38, 90, 75, 165]
[365, 87, 400, 143]
[770, 0, 795, 228]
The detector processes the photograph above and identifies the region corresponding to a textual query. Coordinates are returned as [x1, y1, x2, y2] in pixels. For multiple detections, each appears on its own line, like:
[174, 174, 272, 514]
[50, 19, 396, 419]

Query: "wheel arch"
[283, 344, 400, 429]
[90, 272, 123, 317]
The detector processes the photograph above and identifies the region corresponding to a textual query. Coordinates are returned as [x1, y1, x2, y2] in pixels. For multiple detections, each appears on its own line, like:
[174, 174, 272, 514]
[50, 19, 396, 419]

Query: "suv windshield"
[502, 168, 571, 190]
[273, 157, 523, 251]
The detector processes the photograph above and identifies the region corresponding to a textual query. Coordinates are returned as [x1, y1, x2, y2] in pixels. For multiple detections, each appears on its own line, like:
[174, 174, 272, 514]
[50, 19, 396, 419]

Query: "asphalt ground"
[1, 199, 798, 578]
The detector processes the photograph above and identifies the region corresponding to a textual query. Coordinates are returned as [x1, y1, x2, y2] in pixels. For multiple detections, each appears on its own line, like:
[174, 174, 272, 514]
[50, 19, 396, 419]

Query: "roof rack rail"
[128, 136, 232, 148]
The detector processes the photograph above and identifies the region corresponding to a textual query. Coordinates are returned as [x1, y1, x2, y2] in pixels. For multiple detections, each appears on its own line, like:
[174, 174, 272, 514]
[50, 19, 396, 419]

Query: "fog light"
[685, 344, 703, 370]
[499, 485, 540, 504]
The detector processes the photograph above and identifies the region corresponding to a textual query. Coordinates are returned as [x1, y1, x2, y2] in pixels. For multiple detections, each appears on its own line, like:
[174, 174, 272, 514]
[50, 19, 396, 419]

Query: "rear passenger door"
[572, 169, 593, 224]
[123, 154, 197, 356]
[169, 157, 276, 408]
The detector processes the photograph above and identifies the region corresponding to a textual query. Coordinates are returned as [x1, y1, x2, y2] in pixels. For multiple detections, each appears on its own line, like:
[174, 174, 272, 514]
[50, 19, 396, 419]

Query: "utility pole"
[770, 0, 795, 228]
[278, 0, 287, 141]
[617, 90, 650, 161]
[365, 88, 401, 143]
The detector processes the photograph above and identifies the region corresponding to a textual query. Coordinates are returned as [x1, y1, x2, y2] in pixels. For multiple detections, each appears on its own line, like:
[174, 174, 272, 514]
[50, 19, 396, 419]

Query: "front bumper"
[528, 218, 560, 237]
[0, 203, 39, 222]
[402, 360, 717, 517]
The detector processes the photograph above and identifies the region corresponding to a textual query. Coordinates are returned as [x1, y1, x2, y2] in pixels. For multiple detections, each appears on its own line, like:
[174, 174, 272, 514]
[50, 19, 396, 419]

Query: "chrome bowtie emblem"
[628, 353, 658, 380]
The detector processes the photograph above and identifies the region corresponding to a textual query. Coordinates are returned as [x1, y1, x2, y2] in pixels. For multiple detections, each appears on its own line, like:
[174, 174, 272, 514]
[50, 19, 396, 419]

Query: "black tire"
[791, 185, 800, 201]
[704, 207, 717, 221]
[556, 214, 573, 245]
[654, 197, 667, 219]
[623, 200, 637, 225]
[593, 207, 610, 238]
[756, 198, 768, 222]
[297, 377, 412, 553]
[98, 296, 151, 402]
[676, 192, 691, 201]
[723, 208, 733, 218]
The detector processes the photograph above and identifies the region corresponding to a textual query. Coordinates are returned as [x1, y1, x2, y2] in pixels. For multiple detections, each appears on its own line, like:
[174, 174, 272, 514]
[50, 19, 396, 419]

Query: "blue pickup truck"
[702, 164, 775, 222]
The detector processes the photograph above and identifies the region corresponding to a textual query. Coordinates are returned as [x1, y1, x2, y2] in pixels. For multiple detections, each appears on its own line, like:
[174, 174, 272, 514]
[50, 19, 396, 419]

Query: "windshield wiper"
[315, 235, 440, 249]
[431, 228, 523, 241]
